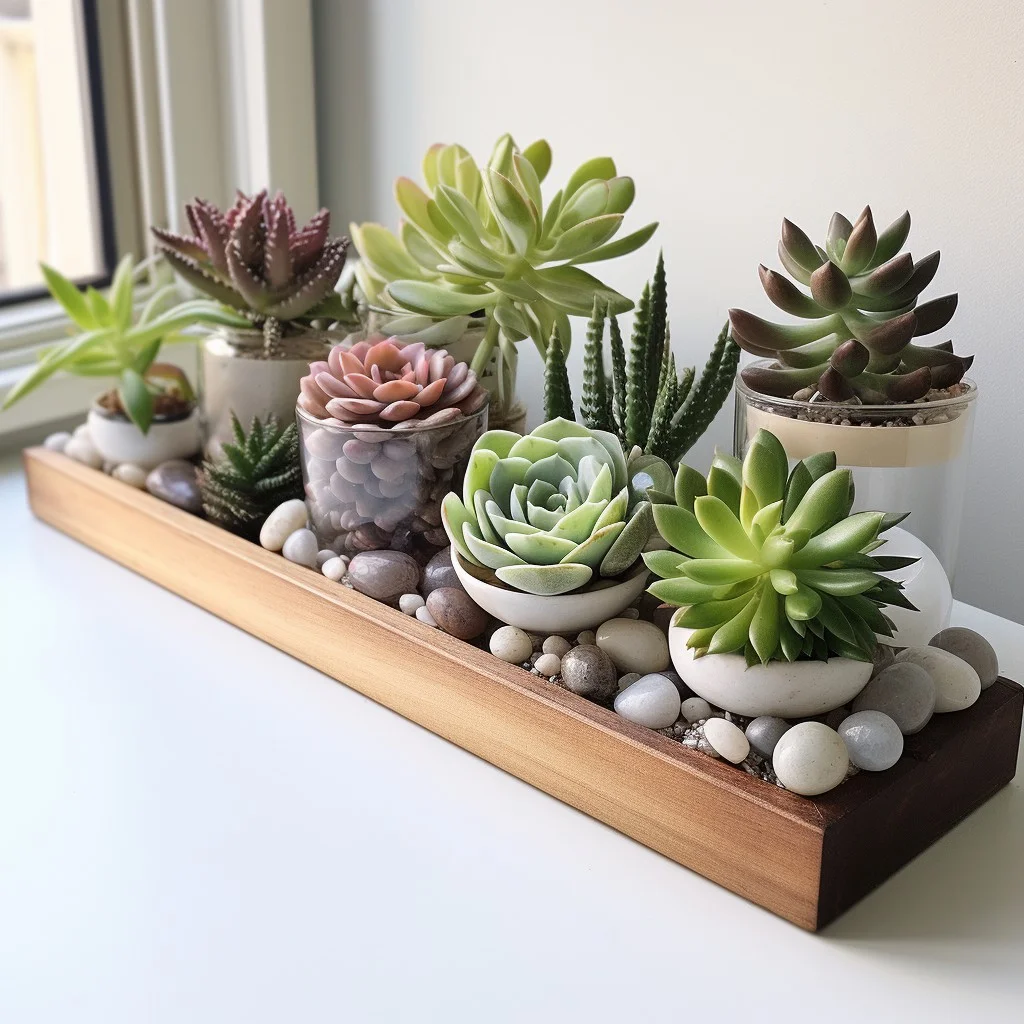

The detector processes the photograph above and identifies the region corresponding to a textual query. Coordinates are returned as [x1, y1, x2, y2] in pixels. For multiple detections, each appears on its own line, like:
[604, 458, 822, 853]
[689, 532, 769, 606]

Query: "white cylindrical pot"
[87, 404, 200, 470]
[669, 626, 872, 718]
[452, 551, 649, 634]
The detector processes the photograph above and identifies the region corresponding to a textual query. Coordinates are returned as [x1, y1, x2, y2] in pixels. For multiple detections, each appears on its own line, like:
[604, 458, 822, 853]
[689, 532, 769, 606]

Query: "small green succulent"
[645, 429, 917, 664]
[441, 418, 654, 596]
[730, 207, 972, 403]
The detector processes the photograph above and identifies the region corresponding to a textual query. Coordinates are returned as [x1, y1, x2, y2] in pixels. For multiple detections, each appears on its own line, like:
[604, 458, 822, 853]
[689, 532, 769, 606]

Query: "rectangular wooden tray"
[23, 446, 1024, 930]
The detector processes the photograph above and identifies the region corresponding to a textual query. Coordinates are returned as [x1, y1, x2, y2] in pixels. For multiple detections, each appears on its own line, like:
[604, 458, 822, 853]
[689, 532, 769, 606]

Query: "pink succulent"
[298, 338, 486, 425]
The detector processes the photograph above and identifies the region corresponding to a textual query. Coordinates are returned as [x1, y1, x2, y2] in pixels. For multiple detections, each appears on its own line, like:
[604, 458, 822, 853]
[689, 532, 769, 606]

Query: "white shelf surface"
[2, 453, 1023, 1023]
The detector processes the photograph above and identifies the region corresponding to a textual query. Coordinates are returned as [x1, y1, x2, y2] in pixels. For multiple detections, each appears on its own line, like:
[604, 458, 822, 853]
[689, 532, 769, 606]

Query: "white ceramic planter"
[669, 626, 872, 718]
[87, 405, 201, 470]
[451, 550, 649, 633]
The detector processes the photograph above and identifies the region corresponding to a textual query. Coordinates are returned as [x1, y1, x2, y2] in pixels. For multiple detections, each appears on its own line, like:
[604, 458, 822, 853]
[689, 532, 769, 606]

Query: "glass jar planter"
[734, 365, 978, 580]
[297, 402, 488, 560]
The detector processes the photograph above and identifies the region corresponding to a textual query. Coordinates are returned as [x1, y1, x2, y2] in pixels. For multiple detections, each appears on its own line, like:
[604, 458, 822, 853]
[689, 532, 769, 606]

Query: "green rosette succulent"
[441, 418, 655, 596]
[645, 429, 917, 664]
[730, 207, 972, 403]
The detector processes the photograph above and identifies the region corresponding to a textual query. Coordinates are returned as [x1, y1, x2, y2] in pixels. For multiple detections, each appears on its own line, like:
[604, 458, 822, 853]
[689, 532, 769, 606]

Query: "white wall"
[314, 0, 1024, 621]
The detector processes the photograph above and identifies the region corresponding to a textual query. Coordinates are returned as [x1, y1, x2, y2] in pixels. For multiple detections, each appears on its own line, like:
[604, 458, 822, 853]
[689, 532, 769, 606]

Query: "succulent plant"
[152, 189, 351, 346]
[351, 135, 657, 415]
[298, 339, 487, 426]
[2, 255, 248, 431]
[730, 208, 972, 403]
[558, 253, 739, 465]
[200, 413, 303, 539]
[441, 418, 654, 596]
[646, 428, 917, 664]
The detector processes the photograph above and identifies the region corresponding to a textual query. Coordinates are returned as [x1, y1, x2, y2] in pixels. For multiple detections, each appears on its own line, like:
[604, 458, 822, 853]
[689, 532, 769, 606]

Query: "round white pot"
[874, 526, 952, 648]
[669, 626, 872, 718]
[451, 551, 649, 634]
[87, 405, 201, 470]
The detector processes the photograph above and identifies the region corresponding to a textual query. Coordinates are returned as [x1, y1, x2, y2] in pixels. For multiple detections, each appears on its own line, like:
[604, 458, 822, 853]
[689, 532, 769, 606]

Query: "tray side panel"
[24, 448, 826, 929]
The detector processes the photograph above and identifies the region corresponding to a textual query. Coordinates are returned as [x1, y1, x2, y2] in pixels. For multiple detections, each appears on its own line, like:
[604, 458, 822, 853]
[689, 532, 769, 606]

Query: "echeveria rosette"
[645, 429, 919, 665]
[441, 418, 655, 596]
[730, 207, 972, 403]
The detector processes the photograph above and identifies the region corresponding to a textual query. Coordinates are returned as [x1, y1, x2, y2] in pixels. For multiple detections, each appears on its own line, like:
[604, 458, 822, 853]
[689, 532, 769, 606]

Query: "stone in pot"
[928, 627, 999, 689]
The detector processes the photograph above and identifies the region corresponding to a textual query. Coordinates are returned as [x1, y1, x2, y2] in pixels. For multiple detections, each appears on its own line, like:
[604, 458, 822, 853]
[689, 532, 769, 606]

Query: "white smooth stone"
[489, 626, 533, 664]
[596, 618, 670, 674]
[576, 631, 596, 646]
[64, 435, 103, 469]
[895, 646, 981, 713]
[415, 605, 437, 627]
[399, 593, 425, 615]
[260, 499, 308, 551]
[614, 674, 681, 730]
[43, 431, 71, 453]
[681, 696, 712, 724]
[618, 672, 641, 692]
[73, 422, 91, 440]
[321, 557, 347, 582]
[111, 463, 147, 489]
[542, 636, 572, 659]
[535, 653, 562, 677]
[316, 549, 336, 568]
[703, 718, 750, 764]
[773, 723, 850, 797]
[282, 528, 318, 569]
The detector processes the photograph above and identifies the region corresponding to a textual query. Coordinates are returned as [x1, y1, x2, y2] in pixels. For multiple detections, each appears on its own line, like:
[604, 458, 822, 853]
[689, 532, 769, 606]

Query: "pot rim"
[295, 398, 489, 437]
[737, 361, 977, 416]
[89, 396, 197, 425]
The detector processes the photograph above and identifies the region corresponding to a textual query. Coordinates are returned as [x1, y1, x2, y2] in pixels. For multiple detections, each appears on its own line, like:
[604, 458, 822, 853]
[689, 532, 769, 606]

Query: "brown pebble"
[425, 587, 489, 641]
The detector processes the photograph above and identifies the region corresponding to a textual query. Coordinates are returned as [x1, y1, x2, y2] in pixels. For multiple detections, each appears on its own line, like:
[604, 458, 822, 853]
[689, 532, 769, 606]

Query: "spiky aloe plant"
[645, 429, 917, 664]
[152, 190, 351, 349]
[579, 254, 740, 465]
[199, 413, 303, 538]
[730, 207, 972, 402]
[351, 135, 657, 419]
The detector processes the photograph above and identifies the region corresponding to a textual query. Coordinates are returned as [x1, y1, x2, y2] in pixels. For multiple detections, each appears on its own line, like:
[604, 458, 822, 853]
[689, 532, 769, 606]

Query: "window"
[0, 0, 116, 305]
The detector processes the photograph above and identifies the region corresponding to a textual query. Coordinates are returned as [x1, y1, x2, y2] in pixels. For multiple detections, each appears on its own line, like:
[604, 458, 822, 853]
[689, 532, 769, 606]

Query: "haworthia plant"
[441, 418, 655, 596]
[542, 326, 574, 422]
[580, 253, 739, 466]
[730, 207, 972, 403]
[646, 428, 918, 664]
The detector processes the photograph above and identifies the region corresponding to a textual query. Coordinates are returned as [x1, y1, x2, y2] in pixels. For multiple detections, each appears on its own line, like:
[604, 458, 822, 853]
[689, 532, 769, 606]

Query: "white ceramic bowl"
[87, 405, 201, 470]
[669, 626, 872, 718]
[451, 550, 649, 634]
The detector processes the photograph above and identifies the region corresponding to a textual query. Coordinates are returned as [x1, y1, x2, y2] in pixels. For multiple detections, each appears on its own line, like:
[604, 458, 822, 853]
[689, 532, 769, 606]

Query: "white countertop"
[1, 452, 1023, 1023]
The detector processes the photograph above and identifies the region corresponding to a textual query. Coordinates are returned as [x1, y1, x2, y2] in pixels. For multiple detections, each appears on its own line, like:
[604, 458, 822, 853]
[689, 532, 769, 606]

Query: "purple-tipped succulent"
[299, 339, 487, 427]
[152, 189, 348, 325]
[730, 207, 972, 403]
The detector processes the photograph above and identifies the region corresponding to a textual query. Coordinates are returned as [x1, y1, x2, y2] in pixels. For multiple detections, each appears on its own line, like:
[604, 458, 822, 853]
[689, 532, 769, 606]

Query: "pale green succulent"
[442, 418, 655, 596]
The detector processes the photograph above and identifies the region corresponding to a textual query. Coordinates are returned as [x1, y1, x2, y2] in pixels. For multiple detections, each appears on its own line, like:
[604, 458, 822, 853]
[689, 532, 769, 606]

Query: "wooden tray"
[22, 447, 1024, 930]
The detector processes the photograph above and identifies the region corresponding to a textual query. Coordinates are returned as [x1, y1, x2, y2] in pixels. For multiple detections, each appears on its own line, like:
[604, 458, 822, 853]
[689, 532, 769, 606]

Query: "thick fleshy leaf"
[473, 489, 502, 546]
[442, 494, 480, 566]
[742, 429, 789, 509]
[707, 453, 743, 517]
[785, 584, 822, 621]
[463, 449, 501, 508]
[489, 456, 531, 511]
[652, 504, 728, 559]
[387, 280, 490, 317]
[706, 593, 760, 655]
[496, 562, 593, 596]
[749, 585, 781, 663]
[682, 559, 763, 586]
[531, 264, 633, 317]
[643, 549, 688, 578]
[550, 500, 606, 543]
[795, 568, 881, 597]
[568, 222, 658, 266]
[563, 521, 625, 569]
[693, 496, 759, 560]
[601, 501, 652, 575]
[463, 524, 526, 569]
[790, 511, 885, 568]
[647, 577, 720, 605]
[769, 568, 799, 594]
[675, 591, 760, 629]
[505, 531, 576, 565]
[784, 468, 854, 539]
[674, 464, 708, 513]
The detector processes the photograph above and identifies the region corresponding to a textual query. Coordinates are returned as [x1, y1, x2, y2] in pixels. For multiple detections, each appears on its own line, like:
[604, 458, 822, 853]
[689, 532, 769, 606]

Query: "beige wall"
[314, 0, 1024, 621]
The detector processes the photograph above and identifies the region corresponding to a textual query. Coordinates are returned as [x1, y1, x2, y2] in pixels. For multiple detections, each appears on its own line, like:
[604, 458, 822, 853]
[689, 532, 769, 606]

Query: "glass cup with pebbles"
[297, 338, 488, 561]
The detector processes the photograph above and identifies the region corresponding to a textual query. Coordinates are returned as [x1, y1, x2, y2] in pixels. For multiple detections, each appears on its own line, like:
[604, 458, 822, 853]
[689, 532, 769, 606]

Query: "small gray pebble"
[838, 711, 904, 771]
[576, 630, 596, 646]
[745, 716, 792, 759]
[561, 645, 618, 702]
[282, 528, 319, 568]
[316, 548, 336, 567]
[398, 593, 424, 615]
[681, 696, 712, 724]
[852, 662, 936, 735]
[929, 627, 999, 689]
[542, 636, 572, 658]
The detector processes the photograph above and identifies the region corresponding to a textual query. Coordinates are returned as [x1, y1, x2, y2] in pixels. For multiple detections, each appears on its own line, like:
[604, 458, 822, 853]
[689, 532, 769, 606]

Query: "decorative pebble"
[145, 459, 202, 513]
[596, 618, 670, 674]
[422, 547, 462, 596]
[929, 627, 999, 689]
[399, 593, 425, 615]
[620, 607, 640, 620]
[316, 548, 336, 567]
[102, 461, 117, 474]
[560, 645, 618, 702]
[745, 716, 791, 759]
[872, 644, 895, 677]
[618, 672, 641, 692]
[681, 697, 713, 724]
[542, 636, 572, 659]
[576, 630, 596, 646]
[347, 550, 420, 603]
[490, 625, 533, 664]
[43, 430, 71, 453]
[426, 587, 488, 640]
[322, 556, 348, 581]
[703, 718, 750, 764]
[773, 722, 850, 796]
[260, 498, 308, 551]
[112, 463, 147, 488]
[282, 528, 318, 568]
[614, 674, 681, 730]
[838, 711, 904, 771]
[415, 605, 437, 627]
[65, 435, 103, 469]
[535, 653, 562, 677]
[851, 662, 936, 735]
[895, 646, 981, 713]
